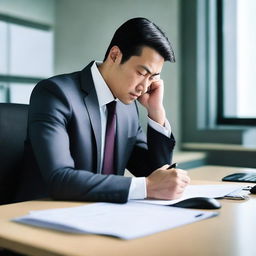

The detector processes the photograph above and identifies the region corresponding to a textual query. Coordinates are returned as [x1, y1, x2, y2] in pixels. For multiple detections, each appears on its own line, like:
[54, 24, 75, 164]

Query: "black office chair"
[0, 103, 28, 205]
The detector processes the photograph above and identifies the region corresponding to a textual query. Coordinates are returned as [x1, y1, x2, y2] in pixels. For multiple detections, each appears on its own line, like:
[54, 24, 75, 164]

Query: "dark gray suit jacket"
[15, 62, 175, 203]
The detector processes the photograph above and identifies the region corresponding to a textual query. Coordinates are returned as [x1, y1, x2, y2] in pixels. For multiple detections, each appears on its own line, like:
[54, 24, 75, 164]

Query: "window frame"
[0, 14, 53, 103]
[216, 0, 256, 126]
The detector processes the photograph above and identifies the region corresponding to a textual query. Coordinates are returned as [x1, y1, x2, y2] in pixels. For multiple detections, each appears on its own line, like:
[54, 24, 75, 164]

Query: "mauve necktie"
[102, 101, 117, 174]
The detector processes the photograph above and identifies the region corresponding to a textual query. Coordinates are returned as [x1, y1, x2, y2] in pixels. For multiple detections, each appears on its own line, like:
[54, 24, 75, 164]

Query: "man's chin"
[120, 98, 135, 105]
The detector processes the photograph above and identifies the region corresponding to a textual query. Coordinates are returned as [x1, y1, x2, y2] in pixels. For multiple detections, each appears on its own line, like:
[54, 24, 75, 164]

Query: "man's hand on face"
[137, 79, 166, 126]
[146, 164, 191, 200]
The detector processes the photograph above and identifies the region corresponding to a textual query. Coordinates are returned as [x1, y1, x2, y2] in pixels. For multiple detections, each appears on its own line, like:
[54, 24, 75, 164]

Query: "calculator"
[222, 173, 256, 183]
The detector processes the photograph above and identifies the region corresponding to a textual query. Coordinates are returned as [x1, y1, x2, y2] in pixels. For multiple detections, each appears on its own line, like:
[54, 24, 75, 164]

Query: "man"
[15, 17, 190, 203]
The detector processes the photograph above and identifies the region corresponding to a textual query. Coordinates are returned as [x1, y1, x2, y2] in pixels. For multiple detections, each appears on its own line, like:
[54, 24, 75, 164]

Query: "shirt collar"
[91, 61, 115, 107]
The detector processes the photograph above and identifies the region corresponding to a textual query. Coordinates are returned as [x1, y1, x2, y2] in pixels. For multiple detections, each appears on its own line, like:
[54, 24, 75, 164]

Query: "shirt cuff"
[148, 117, 172, 137]
[128, 177, 147, 200]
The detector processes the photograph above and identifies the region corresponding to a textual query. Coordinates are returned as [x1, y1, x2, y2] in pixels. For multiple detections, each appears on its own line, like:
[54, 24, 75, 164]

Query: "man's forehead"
[126, 47, 164, 73]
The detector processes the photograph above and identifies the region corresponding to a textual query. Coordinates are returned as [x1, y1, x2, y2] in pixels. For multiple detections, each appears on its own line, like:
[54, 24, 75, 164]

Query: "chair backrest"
[0, 103, 28, 205]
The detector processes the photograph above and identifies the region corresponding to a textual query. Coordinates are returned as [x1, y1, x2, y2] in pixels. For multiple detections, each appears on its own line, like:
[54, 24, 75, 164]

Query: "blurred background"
[1, 0, 256, 168]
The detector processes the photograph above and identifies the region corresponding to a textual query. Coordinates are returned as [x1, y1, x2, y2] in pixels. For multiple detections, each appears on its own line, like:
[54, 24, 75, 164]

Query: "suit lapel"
[80, 62, 102, 173]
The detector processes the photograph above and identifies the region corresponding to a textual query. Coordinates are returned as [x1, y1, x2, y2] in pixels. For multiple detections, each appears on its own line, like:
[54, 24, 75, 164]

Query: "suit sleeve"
[126, 103, 175, 177]
[29, 80, 131, 203]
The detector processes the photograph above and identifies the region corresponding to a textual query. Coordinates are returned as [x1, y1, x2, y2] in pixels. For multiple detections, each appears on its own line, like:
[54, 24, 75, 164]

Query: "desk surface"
[1, 165, 256, 256]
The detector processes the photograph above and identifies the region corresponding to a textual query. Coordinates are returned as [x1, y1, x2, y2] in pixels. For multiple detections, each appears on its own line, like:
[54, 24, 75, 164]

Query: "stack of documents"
[13, 185, 241, 239]
[13, 202, 218, 240]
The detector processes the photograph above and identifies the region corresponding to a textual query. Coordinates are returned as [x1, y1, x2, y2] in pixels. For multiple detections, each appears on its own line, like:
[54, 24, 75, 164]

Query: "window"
[181, 0, 250, 147]
[0, 15, 53, 104]
[9, 24, 53, 78]
[217, 0, 256, 125]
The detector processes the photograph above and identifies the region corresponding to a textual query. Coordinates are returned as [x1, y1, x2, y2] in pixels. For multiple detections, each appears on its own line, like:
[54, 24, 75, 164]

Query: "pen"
[195, 213, 204, 218]
[167, 163, 177, 169]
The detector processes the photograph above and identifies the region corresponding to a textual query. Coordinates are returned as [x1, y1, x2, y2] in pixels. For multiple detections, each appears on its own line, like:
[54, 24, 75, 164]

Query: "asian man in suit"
[15, 17, 190, 203]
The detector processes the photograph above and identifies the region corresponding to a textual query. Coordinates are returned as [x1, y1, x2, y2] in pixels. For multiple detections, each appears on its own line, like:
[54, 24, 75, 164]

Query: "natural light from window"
[223, 0, 256, 119]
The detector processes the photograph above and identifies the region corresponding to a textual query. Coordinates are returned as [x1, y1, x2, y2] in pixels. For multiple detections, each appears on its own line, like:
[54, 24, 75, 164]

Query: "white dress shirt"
[91, 61, 171, 199]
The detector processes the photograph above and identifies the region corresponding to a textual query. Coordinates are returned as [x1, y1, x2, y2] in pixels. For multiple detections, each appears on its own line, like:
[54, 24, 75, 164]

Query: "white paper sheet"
[13, 202, 218, 240]
[134, 184, 243, 205]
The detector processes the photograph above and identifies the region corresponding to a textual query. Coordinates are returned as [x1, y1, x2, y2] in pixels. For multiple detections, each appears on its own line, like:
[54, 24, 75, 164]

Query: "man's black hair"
[104, 17, 175, 63]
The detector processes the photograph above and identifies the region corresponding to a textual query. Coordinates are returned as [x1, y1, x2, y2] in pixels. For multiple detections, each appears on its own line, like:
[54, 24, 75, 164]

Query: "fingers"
[176, 169, 191, 185]
[169, 168, 189, 192]
[170, 169, 190, 195]
[161, 164, 170, 169]
[151, 79, 163, 89]
[146, 166, 190, 200]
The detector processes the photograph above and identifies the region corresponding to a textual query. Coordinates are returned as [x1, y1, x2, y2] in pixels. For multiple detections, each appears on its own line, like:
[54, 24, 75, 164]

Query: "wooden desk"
[0, 166, 256, 256]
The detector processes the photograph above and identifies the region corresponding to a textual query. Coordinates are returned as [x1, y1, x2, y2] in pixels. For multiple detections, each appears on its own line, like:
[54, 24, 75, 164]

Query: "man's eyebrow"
[139, 65, 160, 76]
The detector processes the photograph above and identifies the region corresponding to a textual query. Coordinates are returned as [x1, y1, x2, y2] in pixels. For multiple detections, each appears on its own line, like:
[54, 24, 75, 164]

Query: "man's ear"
[109, 46, 122, 63]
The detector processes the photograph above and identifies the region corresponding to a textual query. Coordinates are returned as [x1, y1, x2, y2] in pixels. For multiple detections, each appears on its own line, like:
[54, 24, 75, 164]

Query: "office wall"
[55, 0, 182, 148]
[0, 0, 55, 25]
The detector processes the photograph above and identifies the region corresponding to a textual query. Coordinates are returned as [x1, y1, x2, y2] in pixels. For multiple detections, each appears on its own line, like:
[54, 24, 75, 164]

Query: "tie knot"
[107, 101, 116, 115]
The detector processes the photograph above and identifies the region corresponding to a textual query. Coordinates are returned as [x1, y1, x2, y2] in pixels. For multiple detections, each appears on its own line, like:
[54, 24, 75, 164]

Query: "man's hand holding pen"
[146, 163, 190, 200]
